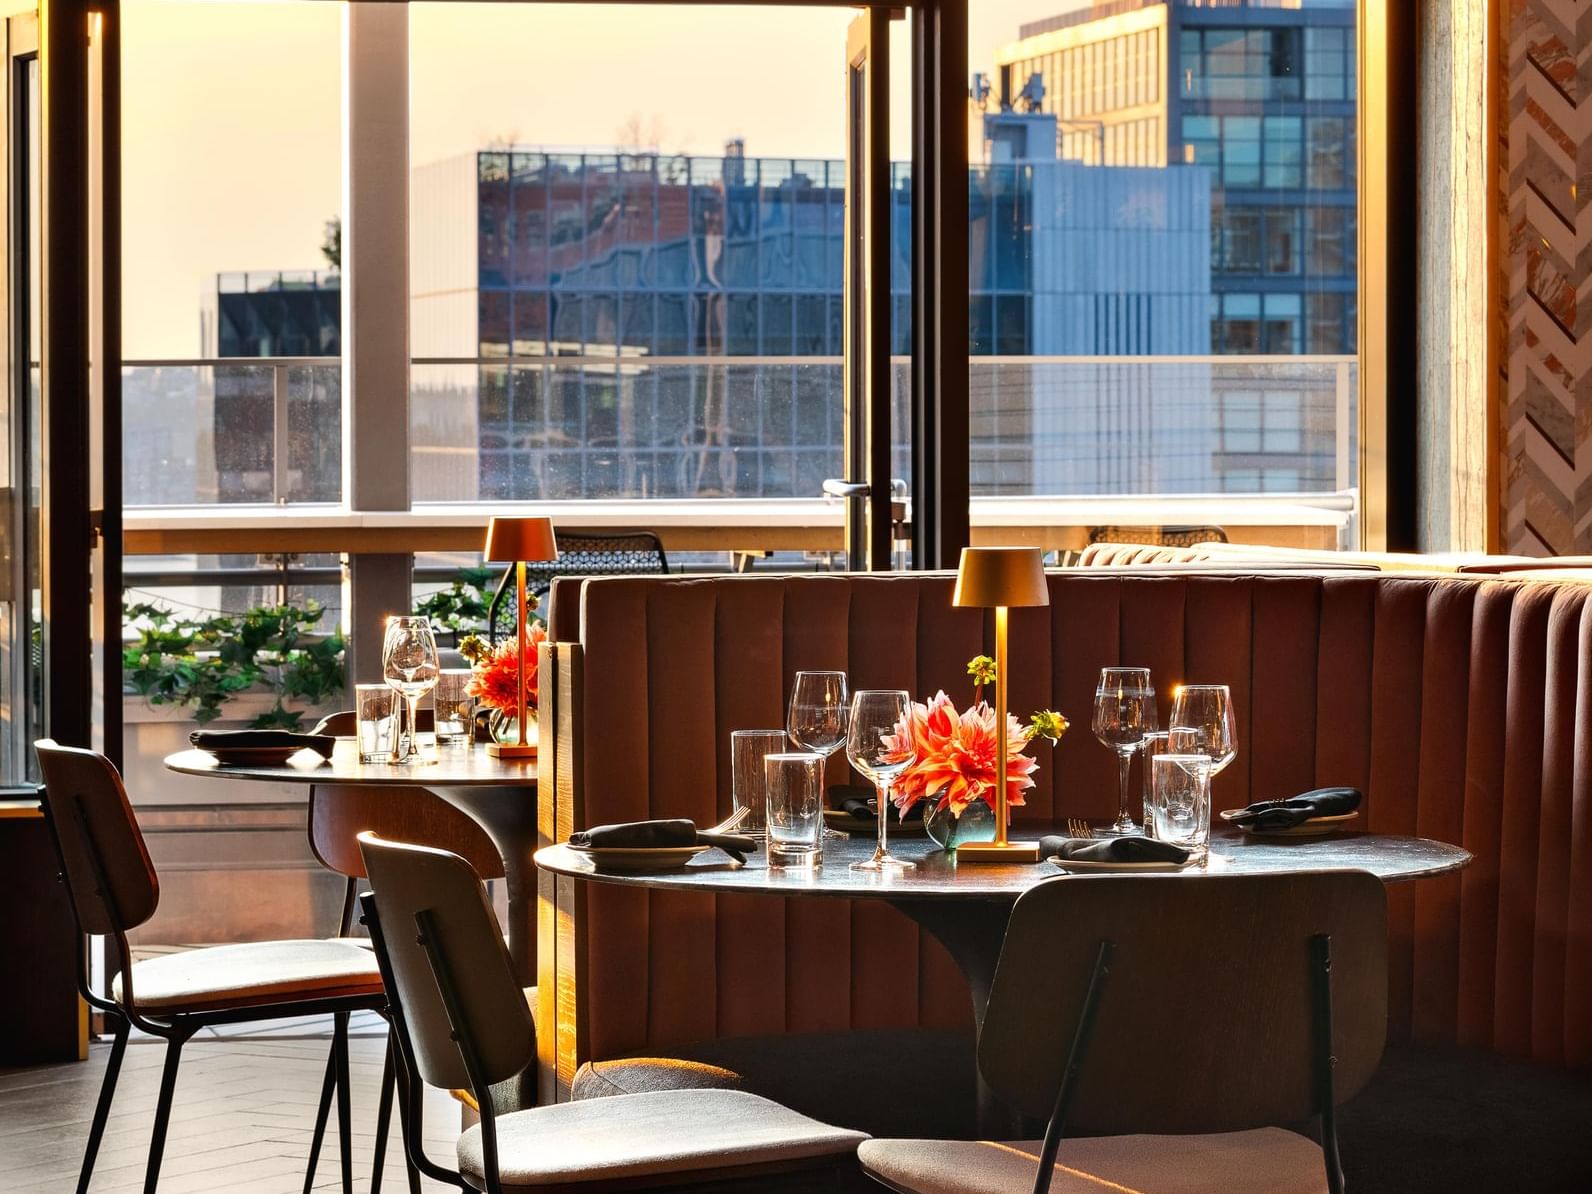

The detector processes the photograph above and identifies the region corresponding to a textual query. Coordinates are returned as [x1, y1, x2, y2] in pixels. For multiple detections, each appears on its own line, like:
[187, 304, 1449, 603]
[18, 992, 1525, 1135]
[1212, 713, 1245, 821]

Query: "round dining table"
[164, 741, 540, 980]
[536, 826, 1471, 1130]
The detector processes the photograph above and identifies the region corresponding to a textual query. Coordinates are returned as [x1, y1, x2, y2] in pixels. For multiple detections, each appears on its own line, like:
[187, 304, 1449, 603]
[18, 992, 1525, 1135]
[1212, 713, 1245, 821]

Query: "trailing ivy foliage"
[123, 599, 346, 728]
[411, 566, 500, 637]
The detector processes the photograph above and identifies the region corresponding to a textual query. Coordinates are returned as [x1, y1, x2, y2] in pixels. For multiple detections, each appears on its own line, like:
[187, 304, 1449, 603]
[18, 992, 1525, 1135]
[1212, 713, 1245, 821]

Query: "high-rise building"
[994, 0, 1356, 354]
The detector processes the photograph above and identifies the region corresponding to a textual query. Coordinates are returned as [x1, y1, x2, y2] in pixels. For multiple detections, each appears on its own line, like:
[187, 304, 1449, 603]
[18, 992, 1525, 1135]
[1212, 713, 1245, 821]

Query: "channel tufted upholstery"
[538, 569, 1592, 1099]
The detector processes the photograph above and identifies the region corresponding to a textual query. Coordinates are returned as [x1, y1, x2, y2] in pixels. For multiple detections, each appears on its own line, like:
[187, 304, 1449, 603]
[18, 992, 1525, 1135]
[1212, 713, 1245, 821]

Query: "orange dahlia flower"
[467, 622, 548, 713]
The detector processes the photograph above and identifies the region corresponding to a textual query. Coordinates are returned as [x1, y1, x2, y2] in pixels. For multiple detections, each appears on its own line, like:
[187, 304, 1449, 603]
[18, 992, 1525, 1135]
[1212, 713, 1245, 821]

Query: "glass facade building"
[997, 0, 1357, 355]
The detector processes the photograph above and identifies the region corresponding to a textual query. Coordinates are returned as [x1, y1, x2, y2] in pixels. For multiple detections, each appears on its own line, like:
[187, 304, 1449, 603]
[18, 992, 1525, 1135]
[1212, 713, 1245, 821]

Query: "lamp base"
[486, 742, 538, 759]
[955, 840, 1040, 864]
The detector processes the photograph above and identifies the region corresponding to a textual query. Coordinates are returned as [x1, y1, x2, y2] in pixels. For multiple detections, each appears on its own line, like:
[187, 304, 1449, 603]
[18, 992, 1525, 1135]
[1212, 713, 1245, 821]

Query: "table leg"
[427, 785, 539, 985]
[888, 897, 1024, 1137]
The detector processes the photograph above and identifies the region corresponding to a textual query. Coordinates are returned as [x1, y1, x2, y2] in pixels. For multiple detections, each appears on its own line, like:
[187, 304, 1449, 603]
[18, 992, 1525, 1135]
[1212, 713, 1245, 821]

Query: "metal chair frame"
[36, 746, 388, 1194]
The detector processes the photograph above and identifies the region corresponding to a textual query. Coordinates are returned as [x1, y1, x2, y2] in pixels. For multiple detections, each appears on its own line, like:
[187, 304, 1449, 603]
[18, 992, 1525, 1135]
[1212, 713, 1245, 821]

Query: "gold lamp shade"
[952, 546, 1049, 609]
[483, 516, 558, 564]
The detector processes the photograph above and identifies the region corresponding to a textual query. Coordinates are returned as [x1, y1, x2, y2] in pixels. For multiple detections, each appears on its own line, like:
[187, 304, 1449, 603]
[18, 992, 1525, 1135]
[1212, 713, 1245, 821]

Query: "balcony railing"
[125, 354, 1357, 530]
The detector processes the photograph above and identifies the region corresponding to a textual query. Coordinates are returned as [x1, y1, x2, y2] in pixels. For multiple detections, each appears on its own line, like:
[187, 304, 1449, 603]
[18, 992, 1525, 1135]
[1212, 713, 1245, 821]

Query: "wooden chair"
[33, 740, 388, 1194]
[858, 871, 1387, 1194]
[357, 832, 868, 1192]
[304, 709, 511, 1190]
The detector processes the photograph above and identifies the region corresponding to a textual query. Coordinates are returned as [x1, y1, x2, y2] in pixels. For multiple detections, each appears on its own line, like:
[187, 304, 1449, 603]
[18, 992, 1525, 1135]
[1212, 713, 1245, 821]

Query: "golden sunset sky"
[123, 0, 1053, 356]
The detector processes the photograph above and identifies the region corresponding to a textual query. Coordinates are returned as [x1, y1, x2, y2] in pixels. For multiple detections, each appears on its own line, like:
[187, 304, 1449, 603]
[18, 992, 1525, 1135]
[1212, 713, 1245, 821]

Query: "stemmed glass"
[1092, 666, 1157, 836]
[845, 690, 916, 872]
[786, 670, 849, 839]
[383, 615, 440, 765]
[1168, 683, 1238, 786]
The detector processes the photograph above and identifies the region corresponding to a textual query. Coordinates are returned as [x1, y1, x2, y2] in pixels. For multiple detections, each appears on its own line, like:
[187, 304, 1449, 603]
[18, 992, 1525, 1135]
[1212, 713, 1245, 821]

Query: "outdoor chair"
[858, 870, 1387, 1194]
[357, 831, 868, 1192]
[33, 739, 388, 1194]
[1085, 524, 1229, 547]
[488, 529, 668, 644]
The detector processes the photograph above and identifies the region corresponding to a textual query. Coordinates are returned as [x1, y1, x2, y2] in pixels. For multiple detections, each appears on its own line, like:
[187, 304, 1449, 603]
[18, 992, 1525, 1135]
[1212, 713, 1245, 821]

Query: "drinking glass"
[1139, 730, 1170, 839]
[764, 752, 825, 868]
[1149, 753, 1213, 860]
[1092, 667, 1157, 836]
[356, 683, 399, 763]
[731, 730, 788, 836]
[786, 670, 849, 839]
[433, 669, 475, 747]
[1168, 684, 1238, 784]
[383, 615, 440, 765]
[845, 689, 916, 871]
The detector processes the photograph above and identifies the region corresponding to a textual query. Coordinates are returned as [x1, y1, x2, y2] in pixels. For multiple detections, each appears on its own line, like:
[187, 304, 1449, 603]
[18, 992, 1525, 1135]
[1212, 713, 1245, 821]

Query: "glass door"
[0, 13, 40, 785]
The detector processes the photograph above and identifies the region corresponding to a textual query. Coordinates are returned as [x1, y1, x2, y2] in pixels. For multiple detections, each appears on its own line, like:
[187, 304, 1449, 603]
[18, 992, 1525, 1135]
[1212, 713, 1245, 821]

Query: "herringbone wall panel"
[1505, 0, 1592, 553]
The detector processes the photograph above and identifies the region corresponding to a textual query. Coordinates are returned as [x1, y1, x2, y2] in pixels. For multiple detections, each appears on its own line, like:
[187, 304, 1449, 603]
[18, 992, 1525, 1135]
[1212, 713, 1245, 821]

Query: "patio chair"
[488, 529, 668, 644]
[858, 870, 1387, 1194]
[33, 739, 388, 1194]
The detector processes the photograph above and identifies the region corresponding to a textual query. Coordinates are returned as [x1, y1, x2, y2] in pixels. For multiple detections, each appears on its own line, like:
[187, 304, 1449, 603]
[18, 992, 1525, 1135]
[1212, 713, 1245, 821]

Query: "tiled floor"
[0, 1015, 461, 1192]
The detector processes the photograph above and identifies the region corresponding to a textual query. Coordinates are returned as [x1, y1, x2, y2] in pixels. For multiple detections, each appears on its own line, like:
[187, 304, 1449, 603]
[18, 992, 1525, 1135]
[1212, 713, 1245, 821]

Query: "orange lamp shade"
[952, 546, 1049, 608]
[483, 516, 558, 563]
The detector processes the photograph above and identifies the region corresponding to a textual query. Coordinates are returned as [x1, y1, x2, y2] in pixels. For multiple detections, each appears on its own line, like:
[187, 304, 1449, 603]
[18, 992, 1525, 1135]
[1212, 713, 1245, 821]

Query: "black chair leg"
[76, 1016, 130, 1194]
[370, 1033, 397, 1194]
[390, 1041, 423, 1194]
[143, 1034, 186, 1194]
[334, 1011, 354, 1194]
[303, 1033, 340, 1194]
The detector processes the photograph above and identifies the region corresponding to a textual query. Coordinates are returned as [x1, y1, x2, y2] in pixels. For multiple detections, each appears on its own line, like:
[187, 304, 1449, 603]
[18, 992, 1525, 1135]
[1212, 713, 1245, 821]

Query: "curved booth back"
[537, 569, 1592, 1097]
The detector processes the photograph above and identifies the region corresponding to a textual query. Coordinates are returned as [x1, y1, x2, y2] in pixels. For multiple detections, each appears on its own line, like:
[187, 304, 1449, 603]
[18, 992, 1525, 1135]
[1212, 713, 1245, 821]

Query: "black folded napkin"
[1038, 835, 1190, 865]
[829, 785, 925, 824]
[568, 818, 757, 864]
[190, 730, 336, 759]
[1226, 787, 1362, 830]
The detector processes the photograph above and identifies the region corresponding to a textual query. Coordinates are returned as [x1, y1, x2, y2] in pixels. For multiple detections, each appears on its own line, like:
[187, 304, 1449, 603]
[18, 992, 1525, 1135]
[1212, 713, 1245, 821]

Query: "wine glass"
[787, 670, 849, 839]
[845, 689, 916, 872]
[1092, 666, 1157, 836]
[1168, 684, 1238, 782]
[383, 615, 440, 765]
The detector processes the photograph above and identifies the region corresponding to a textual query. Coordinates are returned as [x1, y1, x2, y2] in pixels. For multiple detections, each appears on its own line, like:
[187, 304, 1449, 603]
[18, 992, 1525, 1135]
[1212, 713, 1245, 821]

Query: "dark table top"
[534, 828, 1471, 902]
[164, 739, 538, 788]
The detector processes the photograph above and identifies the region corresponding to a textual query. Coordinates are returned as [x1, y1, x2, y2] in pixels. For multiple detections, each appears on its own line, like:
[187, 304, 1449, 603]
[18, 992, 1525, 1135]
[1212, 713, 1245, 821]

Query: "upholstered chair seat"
[858, 1129, 1329, 1194]
[112, 939, 382, 1013]
[458, 1088, 866, 1189]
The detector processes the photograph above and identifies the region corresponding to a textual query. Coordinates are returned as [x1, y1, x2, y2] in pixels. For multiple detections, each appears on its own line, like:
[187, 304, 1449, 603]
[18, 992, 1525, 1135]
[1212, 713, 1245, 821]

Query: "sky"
[123, 0, 1062, 357]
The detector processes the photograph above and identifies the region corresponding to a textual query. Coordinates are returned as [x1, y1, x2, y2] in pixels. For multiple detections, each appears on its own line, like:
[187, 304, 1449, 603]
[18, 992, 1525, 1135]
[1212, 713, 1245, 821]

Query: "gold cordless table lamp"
[482, 516, 558, 758]
[951, 546, 1049, 863]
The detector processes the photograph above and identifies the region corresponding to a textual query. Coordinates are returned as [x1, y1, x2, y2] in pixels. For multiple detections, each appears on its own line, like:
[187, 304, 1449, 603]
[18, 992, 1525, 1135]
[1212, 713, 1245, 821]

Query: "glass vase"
[923, 795, 998, 852]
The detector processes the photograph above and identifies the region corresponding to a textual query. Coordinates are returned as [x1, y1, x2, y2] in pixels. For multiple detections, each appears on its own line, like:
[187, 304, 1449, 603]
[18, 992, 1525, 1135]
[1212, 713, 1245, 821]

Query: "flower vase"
[490, 708, 536, 747]
[923, 796, 998, 852]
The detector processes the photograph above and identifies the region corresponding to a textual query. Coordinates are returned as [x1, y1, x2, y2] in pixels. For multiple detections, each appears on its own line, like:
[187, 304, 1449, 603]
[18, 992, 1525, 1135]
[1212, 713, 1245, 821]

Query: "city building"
[993, 0, 1357, 354]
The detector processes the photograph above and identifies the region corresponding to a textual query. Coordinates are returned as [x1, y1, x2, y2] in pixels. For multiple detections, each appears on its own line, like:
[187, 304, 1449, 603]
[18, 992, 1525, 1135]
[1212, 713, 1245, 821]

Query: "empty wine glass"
[845, 689, 916, 872]
[383, 615, 440, 765]
[1092, 666, 1157, 836]
[1168, 684, 1238, 783]
[787, 670, 849, 839]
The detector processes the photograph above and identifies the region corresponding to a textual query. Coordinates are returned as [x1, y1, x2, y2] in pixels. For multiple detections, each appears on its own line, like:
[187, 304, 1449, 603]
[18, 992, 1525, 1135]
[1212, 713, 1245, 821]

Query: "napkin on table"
[1225, 787, 1362, 830]
[568, 818, 757, 864]
[190, 730, 336, 759]
[1038, 835, 1190, 864]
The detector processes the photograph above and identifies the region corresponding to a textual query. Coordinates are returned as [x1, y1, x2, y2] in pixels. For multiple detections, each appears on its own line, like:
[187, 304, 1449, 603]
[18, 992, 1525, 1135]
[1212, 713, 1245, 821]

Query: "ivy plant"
[123, 599, 346, 728]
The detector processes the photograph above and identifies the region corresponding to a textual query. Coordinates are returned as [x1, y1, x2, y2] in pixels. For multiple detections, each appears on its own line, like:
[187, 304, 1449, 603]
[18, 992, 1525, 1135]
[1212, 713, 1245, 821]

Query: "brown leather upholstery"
[543, 569, 1592, 1083]
[309, 784, 506, 882]
[35, 740, 160, 934]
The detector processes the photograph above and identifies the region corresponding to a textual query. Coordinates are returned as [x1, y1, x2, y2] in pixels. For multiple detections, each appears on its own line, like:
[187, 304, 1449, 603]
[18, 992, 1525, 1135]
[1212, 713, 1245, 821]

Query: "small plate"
[822, 809, 928, 836]
[1048, 857, 1192, 874]
[567, 844, 710, 873]
[1220, 809, 1360, 837]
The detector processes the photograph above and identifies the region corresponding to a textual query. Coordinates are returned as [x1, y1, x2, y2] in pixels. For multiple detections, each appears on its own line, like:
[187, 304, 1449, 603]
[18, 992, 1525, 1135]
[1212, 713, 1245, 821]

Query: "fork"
[1066, 818, 1095, 840]
[706, 806, 752, 835]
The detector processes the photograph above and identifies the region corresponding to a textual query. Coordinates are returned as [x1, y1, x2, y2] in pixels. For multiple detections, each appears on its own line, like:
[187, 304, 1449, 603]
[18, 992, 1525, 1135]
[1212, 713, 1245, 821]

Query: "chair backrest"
[33, 739, 160, 935]
[1087, 524, 1229, 547]
[358, 832, 534, 1092]
[979, 871, 1387, 1136]
[309, 784, 506, 882]
[312, 708, 434, 737]
[492, 529, 668, 642]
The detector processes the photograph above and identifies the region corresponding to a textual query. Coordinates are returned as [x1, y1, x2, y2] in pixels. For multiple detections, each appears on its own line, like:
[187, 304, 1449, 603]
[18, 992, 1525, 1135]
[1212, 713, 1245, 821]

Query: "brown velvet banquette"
[536, 568, 1592, 1112]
